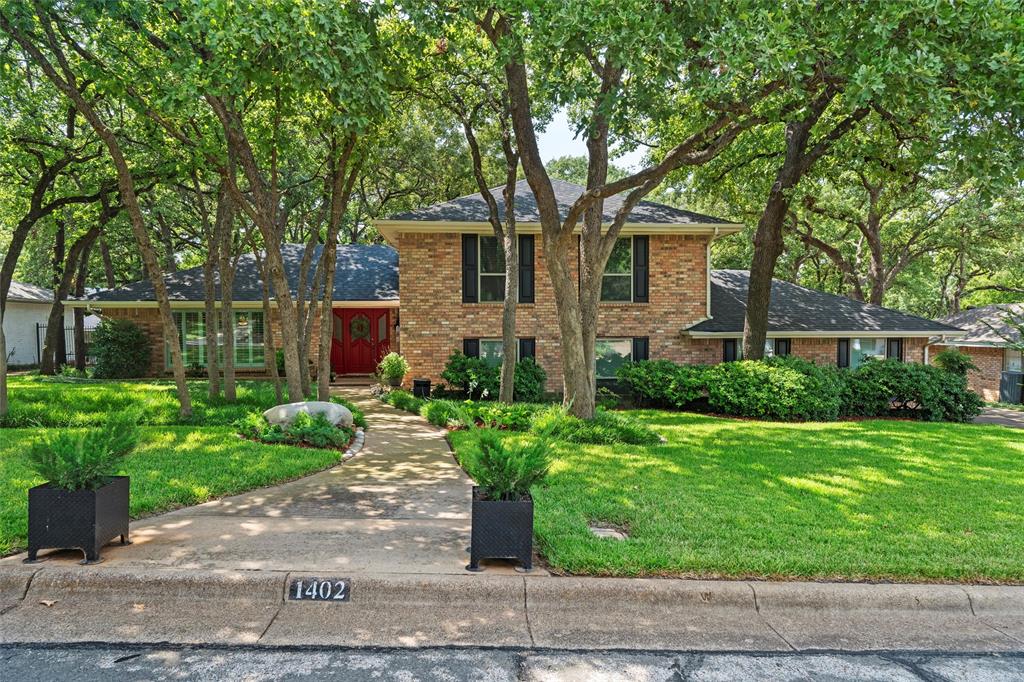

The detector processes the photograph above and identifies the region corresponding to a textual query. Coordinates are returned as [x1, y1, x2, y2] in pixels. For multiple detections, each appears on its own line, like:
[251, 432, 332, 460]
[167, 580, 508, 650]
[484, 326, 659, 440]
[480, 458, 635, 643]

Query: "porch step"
[332, 374, 375, 387]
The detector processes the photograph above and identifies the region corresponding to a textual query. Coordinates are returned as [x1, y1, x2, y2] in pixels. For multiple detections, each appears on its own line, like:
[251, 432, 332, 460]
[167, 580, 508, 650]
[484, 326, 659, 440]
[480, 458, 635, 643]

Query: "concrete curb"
[2, 566, 1024, 651]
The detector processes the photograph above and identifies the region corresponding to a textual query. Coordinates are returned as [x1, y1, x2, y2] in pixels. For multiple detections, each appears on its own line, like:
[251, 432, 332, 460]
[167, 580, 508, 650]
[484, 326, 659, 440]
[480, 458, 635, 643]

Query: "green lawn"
[0, 377, 360, 556]
[450, 411, 1024, 582]
[1, 376, 284, 427]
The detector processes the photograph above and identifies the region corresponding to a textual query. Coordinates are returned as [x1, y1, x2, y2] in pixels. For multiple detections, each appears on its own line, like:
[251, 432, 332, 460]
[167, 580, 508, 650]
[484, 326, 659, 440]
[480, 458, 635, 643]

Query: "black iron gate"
[35, 324, 94, 365]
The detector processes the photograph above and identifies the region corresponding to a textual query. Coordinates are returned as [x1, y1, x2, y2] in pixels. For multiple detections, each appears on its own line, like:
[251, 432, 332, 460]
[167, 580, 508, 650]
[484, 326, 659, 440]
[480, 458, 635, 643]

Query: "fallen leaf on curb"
[133, 603, 145, 612]
[39, 600, 57, 607]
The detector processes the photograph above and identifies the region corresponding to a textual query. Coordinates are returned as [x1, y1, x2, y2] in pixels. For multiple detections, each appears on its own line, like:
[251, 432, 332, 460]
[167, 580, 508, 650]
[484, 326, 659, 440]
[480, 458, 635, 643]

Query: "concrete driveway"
[974, 406, 1024, 428]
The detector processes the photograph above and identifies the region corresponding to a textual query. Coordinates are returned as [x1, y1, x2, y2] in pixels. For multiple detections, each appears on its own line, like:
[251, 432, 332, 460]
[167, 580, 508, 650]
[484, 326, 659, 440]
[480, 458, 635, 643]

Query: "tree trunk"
[255, 249, 284, 403]
[0, 318, 7, 419]
[42, 225, 99, 375]
[498, 230, 518, 403]
[73, 240, 92, 372]
[99, 237, 116, 288]
[216, 192, 237, 402]
[41, 218, 67, 374]
[202, 218, 222, 398]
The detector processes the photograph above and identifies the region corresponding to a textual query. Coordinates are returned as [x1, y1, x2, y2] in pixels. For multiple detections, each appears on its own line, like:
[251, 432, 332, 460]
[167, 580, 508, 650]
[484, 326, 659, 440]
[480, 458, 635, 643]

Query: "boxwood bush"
[440, 352, 547, 402]
[845, 359, 982, 422]
[705, 357, 846, 422]
[91, 319, 152, 379]
[617, 360, 708, 408]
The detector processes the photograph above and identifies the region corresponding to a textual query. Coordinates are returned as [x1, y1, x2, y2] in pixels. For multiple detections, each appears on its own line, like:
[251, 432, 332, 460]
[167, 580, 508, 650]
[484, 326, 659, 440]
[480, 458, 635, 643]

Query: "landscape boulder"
[263, 401, 354, 428]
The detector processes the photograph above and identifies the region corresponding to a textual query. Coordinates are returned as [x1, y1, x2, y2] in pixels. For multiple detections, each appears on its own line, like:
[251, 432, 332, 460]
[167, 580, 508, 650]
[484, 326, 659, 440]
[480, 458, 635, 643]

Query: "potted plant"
[24, 412, 140, 564]
[377, 351, 410, 388]
[465, 427, 550, 572]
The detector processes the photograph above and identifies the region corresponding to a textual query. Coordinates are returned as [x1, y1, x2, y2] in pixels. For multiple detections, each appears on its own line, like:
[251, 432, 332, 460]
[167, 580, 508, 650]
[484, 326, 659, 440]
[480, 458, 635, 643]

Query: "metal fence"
[35, 324, 95, 365]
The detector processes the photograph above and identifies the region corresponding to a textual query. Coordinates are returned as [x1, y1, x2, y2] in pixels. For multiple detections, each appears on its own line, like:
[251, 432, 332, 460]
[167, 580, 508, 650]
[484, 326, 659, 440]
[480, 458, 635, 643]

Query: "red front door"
[331, 308, 391, 375]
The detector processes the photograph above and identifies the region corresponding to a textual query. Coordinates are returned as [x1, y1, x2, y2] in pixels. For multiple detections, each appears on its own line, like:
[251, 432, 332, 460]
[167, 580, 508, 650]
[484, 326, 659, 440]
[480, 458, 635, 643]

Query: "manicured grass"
[1, 376, 285, 427]
[0, 426, 342, 555]
[450, 411, 1024, 582]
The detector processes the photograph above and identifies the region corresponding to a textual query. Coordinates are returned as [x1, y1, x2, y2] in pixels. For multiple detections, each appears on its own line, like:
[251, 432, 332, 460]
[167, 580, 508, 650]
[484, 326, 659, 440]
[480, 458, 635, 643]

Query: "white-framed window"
[600, 237, 633, 302]
[595, 338, 633, 379]
[850, 337, 886, 369]
[1005, 348, 1023, 372]
[478, 236, 505, 302]
[167, 310, 265, 368]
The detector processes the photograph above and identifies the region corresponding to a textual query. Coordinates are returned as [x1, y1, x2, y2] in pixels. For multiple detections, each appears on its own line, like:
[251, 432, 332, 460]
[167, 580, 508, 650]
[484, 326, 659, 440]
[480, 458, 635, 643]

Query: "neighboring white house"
[4, 280, 99, 366]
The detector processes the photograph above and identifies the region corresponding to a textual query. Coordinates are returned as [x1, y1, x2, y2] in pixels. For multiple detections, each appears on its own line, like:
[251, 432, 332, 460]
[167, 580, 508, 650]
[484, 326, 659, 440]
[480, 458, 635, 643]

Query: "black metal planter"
[466, 486, 533, 572]
[25, 476, 131, 565]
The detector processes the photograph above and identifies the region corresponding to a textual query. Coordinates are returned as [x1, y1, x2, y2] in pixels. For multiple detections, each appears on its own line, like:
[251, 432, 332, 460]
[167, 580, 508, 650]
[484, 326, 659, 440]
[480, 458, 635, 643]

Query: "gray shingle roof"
[938, 304, 1024, 345]
[7, 280, 53, 303]
[687, 270, 962, 335]
[387, 178, 733, 225]
[84, 243, 399, 303]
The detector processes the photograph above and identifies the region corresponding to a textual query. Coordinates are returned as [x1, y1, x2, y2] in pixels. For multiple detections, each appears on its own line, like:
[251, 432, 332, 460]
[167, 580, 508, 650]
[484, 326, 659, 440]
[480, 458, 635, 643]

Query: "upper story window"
[478, 236, 505, 302]
[601, 238, 633, 302]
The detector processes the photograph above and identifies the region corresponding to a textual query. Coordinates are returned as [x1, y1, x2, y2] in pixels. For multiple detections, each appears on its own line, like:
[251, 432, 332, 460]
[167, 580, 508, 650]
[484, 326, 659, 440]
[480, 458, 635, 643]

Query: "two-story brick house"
[69, 180, 964, 387]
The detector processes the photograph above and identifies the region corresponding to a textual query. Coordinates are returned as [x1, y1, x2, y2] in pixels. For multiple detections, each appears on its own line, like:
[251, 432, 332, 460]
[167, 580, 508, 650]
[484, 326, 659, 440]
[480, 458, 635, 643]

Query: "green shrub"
[27, 412, 140, 490]
[513, 357, 547, 402]
[464, 428, 550, 501]
[469, 400, 542, 430]
[617, 360, 708, 408]
[933, 348, 978, 377]
[330, 396, 367, 429]
[421, 399, 461, 427]
[377, 352, 410, 384]
[235, 411, 354, 449]
[441, 352, 500, 399]
[844, 359, 981, 422]
[91, 319, 152, 379]
[381, 389, 426, 413]
[440, 352, 547, 402]
[705, 358, 845, 421]
[529, 405, 661, 445]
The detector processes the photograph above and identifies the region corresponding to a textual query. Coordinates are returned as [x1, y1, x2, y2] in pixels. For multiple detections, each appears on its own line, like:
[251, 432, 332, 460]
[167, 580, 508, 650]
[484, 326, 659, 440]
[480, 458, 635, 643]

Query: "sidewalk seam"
[255, 573, 288, 644]
[522, 578, 535, 648]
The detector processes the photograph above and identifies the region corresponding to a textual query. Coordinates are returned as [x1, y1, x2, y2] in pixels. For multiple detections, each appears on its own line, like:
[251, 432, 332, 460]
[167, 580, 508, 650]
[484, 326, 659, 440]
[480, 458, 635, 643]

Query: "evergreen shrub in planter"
[463, 424, 550, 572]
[24, 413, 140, 564]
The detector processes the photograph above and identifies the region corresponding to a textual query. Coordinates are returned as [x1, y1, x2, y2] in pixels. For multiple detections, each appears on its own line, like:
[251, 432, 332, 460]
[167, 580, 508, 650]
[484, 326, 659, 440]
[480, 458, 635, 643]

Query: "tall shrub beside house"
[91, 319, 152, 379]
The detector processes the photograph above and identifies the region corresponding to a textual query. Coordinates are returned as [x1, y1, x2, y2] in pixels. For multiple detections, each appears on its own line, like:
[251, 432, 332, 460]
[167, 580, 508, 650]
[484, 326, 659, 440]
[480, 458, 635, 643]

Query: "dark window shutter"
[518, 234, 535, 303]
[632, 337, 649, 362]
[463, 338, 480, 358]
[775, 339, 791, 357]
[518, 337, 536, 360]
[837, 339, 850, 368]
[632, 236, 649, 303]
[462, 234, 478, 303]
[887, 338, 904, 361]
[723, 339, 738, 363]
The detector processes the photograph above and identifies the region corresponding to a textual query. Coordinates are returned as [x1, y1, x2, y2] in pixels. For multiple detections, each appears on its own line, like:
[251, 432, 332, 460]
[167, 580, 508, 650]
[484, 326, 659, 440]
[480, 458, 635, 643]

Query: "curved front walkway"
[11, 389, 476, 575]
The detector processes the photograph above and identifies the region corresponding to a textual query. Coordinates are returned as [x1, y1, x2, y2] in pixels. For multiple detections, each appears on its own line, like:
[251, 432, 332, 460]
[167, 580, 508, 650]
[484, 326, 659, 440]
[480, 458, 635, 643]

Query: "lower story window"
[849, 337, 886, 369]
[464, 338, 536, 367]
[167, 310, 265, 368]
[1006, 349, 1023, 372]
[596, 338, 633, 379]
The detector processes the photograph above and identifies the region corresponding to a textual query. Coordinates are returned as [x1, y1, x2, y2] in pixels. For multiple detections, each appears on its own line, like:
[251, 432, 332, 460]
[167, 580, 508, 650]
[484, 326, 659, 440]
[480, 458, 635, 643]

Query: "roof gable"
[939, 303, 1023, 345]
[688, 270, 962, 336]
[386, 178, 733, 226]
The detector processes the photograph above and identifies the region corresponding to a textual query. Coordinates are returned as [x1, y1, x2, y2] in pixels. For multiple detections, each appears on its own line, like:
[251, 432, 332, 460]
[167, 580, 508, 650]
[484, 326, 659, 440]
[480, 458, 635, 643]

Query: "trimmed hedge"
[91, 319, 152, 379]
[618, 357, 980, 423]
[440, 352, 547, 402]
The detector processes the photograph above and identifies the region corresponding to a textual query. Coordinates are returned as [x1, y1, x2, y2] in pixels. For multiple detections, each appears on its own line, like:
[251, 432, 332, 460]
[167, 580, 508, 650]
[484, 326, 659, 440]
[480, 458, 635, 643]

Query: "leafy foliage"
[707, 357, 847, 422]
[330, 396, 367, 429]
[845, 360, 982, 423]
[463, 428, 550, 502]
[933, 348, 979, 377]
[528, 405, 661, 446]
[91, 319, 152, 379]
[235, 411, 354, 449]
[617, 360, 708, 409]
[380, 389, 426, 413]
[26, 412, 140, 491]
[377, 352, 410, 383]
[440, 352, 547, 401]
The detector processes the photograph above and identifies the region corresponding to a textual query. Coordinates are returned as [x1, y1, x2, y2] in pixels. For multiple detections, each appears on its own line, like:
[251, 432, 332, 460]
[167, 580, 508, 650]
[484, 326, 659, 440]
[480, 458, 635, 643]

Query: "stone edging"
[342, 427, 365, 461]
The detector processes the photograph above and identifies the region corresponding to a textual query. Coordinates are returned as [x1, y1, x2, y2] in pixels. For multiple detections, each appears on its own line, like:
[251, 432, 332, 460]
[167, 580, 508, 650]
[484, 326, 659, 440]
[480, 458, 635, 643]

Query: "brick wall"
[929, 344, 1004, 402]
[101, 305, 320, 377]
[397, 231, 711, 389]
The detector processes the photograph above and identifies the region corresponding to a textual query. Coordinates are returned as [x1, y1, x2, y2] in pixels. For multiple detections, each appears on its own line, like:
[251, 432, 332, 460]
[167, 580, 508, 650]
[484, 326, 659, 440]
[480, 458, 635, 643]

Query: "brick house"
[928, 304, 1023, 403]
[68, 180, 965, 389]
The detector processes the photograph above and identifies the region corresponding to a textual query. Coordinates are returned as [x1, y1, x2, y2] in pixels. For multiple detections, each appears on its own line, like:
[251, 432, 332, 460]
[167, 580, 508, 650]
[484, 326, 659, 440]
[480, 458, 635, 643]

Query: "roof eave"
[375, 219, 744, 245]
[682, 329, 967, 339]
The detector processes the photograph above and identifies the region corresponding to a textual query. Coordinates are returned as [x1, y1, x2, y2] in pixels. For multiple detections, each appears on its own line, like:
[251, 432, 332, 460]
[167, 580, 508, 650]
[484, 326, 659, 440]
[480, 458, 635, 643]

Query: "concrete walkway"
[975, 406, 1024, 428]
[5, 389, 476, 575]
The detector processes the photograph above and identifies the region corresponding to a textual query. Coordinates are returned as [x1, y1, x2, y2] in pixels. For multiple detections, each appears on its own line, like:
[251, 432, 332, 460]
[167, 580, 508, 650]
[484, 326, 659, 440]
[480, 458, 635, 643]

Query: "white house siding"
[2, 301, 96, 366]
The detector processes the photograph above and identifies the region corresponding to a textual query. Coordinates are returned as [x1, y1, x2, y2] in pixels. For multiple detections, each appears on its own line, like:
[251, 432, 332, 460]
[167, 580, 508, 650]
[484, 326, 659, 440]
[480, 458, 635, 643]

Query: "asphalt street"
[2, 645, 1023, 681]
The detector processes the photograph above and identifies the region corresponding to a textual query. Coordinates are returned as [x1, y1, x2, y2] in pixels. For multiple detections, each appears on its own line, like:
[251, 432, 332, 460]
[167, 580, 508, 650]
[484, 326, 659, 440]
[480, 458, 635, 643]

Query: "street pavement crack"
[522, 577, 535, 648]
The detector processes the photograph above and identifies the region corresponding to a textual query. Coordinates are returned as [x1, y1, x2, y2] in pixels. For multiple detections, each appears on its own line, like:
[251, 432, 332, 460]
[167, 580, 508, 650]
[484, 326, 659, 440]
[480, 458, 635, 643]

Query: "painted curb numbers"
[288, 577, 351, 602]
